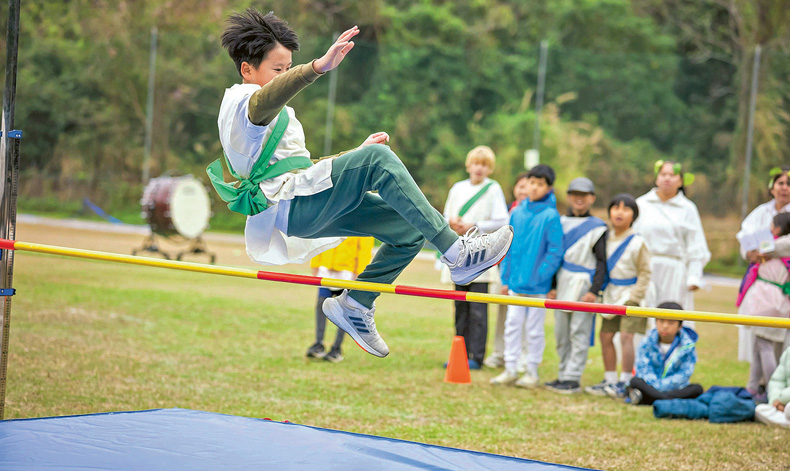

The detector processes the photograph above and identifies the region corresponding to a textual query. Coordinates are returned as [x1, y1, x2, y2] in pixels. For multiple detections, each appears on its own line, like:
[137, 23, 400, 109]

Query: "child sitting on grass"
[755, 345, 790, 428]
[627, 302, 703, 406]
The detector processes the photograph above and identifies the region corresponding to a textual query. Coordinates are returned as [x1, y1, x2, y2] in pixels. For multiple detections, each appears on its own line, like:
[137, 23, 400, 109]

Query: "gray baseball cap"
[567, 177, 595, 194]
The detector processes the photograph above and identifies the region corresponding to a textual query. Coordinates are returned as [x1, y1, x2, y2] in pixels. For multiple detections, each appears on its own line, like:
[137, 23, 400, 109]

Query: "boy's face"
[771, 222, 781, 238]
[513, 178, 529, 203]
[609, 202, 634, 233]
[656, 318, 682, 343]
[568, 191, 595, 215]
[241, 43, 293, 87]
[526, 177, 551, 202]
[466, 160, 493, 185]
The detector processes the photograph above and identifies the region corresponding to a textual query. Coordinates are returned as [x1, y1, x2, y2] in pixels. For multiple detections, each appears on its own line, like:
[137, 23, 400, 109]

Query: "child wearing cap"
[544, 177, 607, 394]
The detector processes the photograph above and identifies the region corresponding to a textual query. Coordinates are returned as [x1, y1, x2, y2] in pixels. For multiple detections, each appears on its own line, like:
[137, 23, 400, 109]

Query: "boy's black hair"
[656, 301, 683, 325]
[774, 213, 790, 237]
[608, 193, 639, 225]
[527, 164, 555, 186]
[221, 9, 300, 78]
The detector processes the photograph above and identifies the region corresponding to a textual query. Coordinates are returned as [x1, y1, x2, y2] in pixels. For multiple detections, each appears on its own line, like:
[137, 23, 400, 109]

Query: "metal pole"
[322, 32, 340, 156]
[525, 40, 548, 169]
[533, 40, 548, 150]
[142, 26, 158, 184]
[0, 0, 21, 420]
[740, 45, 761, 221]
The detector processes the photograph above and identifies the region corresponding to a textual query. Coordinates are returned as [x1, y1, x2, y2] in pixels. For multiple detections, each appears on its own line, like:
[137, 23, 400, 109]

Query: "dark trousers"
[315, 288, 344, 350]
[288, 145, 458, 309]
[629, 377, 703, 406]
[454, 282, 489, 364]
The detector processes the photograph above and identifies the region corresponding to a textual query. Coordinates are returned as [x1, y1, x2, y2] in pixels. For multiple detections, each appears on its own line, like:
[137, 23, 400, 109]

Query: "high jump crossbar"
[0, 237, 787, 329]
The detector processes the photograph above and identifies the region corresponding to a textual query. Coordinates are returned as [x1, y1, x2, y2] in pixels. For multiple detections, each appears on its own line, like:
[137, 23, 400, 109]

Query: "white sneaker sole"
[451, 229, 513, 285]
[323, 298, 389, 358]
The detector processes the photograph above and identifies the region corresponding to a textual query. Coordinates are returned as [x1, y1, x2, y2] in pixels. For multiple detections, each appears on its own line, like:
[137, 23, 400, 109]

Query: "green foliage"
[2, 0, 789, 218]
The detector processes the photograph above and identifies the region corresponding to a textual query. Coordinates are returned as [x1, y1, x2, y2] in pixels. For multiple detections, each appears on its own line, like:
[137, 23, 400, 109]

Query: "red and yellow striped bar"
[1, 237, 788, 329]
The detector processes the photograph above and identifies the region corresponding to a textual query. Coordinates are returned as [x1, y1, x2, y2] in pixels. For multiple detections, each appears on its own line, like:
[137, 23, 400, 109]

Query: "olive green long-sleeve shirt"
[247, 62, 323, 126]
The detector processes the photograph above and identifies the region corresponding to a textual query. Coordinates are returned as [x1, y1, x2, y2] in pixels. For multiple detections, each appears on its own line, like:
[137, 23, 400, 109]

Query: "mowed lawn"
[4, 221, 788, 471]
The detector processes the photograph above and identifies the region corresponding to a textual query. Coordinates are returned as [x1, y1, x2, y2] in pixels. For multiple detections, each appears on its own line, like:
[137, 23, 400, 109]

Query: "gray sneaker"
[442, 226, 514, 285]
[323, 290, 389, 358]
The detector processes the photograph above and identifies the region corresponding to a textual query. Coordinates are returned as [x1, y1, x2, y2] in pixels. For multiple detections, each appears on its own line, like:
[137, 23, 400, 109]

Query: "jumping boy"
[545, 177, 607, 394]
[212, 9, 513, 358]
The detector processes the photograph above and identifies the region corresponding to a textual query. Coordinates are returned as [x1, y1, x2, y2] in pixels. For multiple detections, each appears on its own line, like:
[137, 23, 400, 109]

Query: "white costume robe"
[634, 189, 710, 329]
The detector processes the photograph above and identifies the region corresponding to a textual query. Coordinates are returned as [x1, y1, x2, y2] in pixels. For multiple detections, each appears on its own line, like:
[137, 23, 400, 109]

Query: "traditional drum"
[141, 175, 211, 239]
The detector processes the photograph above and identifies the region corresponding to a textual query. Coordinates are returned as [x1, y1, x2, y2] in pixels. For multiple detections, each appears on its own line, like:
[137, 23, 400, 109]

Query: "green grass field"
[4, 225, 788, 471]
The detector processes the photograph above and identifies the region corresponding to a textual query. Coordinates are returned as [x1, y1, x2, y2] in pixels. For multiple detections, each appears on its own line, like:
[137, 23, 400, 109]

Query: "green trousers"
[287, 144, 458, 308]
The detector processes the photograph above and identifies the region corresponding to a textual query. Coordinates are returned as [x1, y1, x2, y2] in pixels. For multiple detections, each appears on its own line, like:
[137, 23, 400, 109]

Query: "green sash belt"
[207, 108, 312, 216]
[757, 276, 790, 297]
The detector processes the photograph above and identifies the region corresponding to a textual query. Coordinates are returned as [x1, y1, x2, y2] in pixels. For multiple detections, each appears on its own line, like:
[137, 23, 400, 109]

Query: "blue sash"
[562, 217, 606, 252]
[602, 234, 637, 289]
[561, 260, 595, 283]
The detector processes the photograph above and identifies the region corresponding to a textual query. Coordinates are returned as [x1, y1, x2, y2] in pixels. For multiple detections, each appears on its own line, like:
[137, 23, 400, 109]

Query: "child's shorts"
[600, 315, 647, 334]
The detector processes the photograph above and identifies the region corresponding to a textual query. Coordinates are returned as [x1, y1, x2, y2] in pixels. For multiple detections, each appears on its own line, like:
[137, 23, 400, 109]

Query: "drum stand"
[132, 234, 216, 264]
[174, 236, 216, 264]
[132, 233, 173, 260]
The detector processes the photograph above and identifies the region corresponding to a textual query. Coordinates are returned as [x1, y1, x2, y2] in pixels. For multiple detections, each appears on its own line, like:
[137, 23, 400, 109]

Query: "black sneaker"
[306, 343, 326, 359]
[551, 380, 581, 394]
[324, 348, 344, 363]
[543, 378, 561, 389]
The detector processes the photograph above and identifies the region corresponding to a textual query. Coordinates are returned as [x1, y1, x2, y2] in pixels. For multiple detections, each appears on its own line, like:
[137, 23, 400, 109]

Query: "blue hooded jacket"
[500, 191, 563, 295]
[635, 326, 698, 392]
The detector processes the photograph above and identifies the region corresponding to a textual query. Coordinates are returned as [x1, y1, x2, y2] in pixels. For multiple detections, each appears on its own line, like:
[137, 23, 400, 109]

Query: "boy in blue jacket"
[491, 165, 563, 388]
[627, 302, 703, 405]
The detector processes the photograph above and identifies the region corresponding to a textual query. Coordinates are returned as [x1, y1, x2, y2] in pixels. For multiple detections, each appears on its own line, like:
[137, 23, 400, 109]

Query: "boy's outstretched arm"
[248, 26, 360, 126]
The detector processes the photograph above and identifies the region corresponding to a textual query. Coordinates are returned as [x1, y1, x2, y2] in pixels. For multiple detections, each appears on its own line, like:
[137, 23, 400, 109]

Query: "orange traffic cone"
[444, 336, 472, 384]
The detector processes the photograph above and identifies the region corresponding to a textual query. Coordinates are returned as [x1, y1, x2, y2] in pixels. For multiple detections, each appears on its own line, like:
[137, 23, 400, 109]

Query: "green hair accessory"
[654, 160, 683, 176]
[654, 160, 689, 183]
[769, 167, 787, 189]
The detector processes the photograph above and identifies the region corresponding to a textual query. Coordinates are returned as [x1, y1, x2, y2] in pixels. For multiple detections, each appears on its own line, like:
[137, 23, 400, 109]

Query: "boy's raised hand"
[313, 26, 359, 74]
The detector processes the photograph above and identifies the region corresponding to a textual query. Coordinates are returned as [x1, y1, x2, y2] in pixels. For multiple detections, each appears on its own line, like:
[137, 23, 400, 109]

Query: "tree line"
[1, 0, 788, 219]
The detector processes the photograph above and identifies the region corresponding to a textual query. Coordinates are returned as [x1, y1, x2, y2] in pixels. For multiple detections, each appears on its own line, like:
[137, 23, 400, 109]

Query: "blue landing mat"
[0, 408, 597, 470]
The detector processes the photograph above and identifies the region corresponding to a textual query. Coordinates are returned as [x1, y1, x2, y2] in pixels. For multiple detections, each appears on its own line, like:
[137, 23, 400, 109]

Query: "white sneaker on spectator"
[483, 354, 504, 368]
[515, 373, 539, 389]
[755, 404, 790, 428]
[442, 226, 513, 285]
[490, 370, 519, 386]
[585, 380, 610, 397]
[323, 290, 389, 358]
